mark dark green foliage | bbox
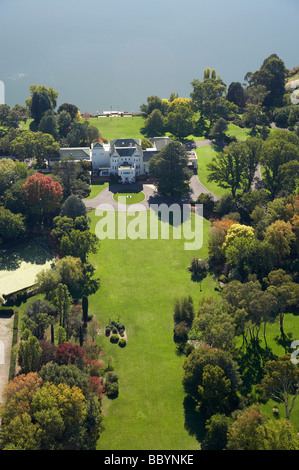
[110,334,119,344]
[60,195,87,218]
[149,141,192,197]
[82,295,88,322]
[173,296,194,328]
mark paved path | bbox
[0,316,14,404]
[84,174,220,211]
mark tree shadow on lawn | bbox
[147,193,193,228]
[108,183,144,195]
[183,395,207,444]
[0,241,53,271]
[274,331,294,354]
[235,342,278,396]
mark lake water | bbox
[0,0,298,113]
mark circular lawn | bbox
[112,190,145,204]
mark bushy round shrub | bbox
[105,326,111,336]
[110,334,119,344]
[118,338,127,348]
[106,381,119,398]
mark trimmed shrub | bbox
[106,381,119,398]
[119,338,127,348]
[110,334,119,344]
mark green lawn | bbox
[88,209,215,450]
[227,123,251,141]
[256,313,299,430]
[85,182,109,199]
[195,145,228,198]
[88,116,146,141]
[112,190,145,205]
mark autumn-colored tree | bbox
[31,382,88,449]
[89,376,106,398]
[22,173,63,222]
[227,404,299,450]
[264,219,296,266]
[54,342,86,367]
[1,372,43,422]
[208,217,235,266]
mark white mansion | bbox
[57,137,197,184]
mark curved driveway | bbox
[84,175,220,212]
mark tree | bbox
[190,72,237,131]
[197,364,233,416]
[1,372,42,423]
[182,345,241,402]
[0,412,42,450]
[82,295,89,323]
[10,131,60,167]
[60,194,87,218]
[0,208,26,240]
[209,117,228,142]
[202,413,232,450]
[144,109,165,136]
[258,355,299,420]
[55,283,72,333]
[39,363,89,393]
[223,223,255,273]
[57,102,79,120]
[241,137,262,192]
[207,142,245,197]
[193,298,237,350]
[18,330,43,374]
[56,326,67,346]
[242,104,269,134]
[35,268,61,300]
[26,85,58,126]
[278,160,299,194]
[38,109,58,139]
[0,158,29,196]
[51,215,89,241]
[260,130,299,197]
[246,54,287,107]
[31,381,88,449]
[57,110,72,137]
[166,99,195,139]
[54,343,86,368]
[226,405,265,450]
[208,217,235,266]
[226,82,246,108]
[173,296,194,327]
[22,173,63,223]
[59,229,99,262]
[148,141,192,196]
[140,95,165,117]
[264,220,296,266]
[0,104,28,129]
